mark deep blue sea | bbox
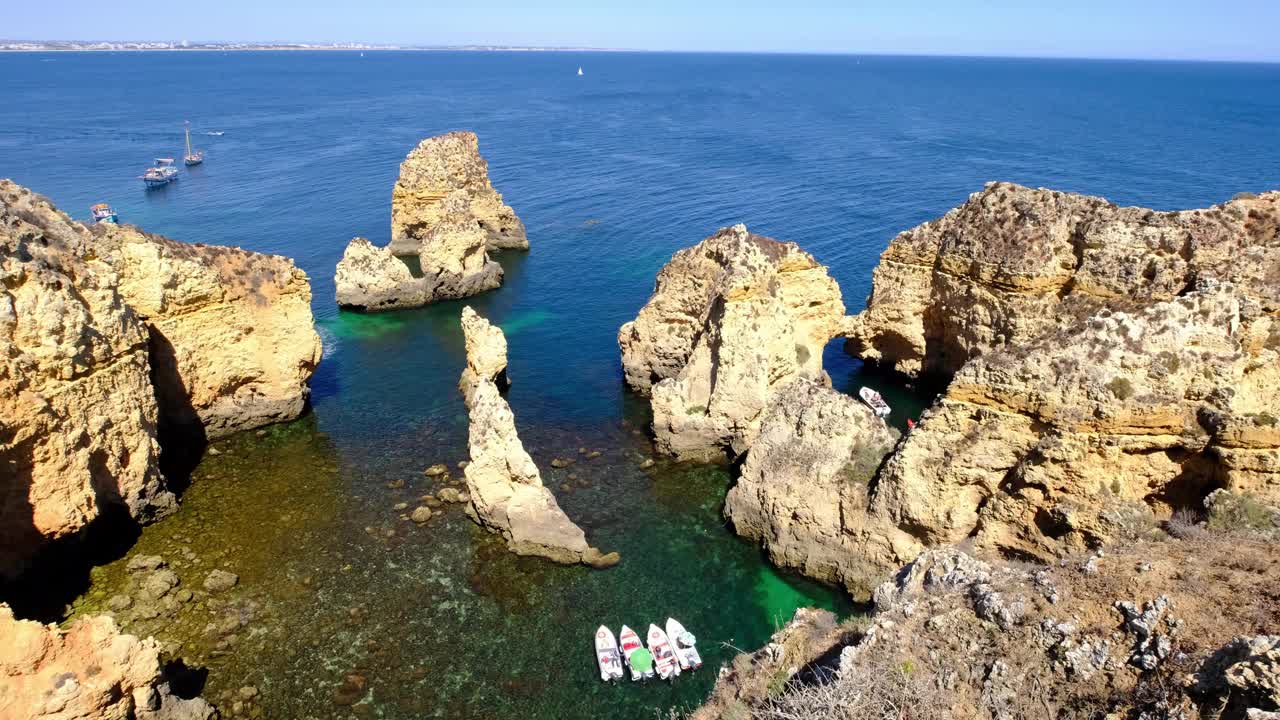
[1,51,1278,719]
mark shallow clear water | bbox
[2,51,1278,718]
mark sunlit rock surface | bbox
[459,307,613,566]
[0,181,172,579]
[389,131,527,254]
[0,603,214,719]
[618,224,846,461]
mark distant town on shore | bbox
[0,39,623,52]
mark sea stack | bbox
[0,179,322,578]
[335,132,523,310]
[390,131,527,254]
[618,224,846,461]
[458,307,616,568]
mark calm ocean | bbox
[2,51,1278,718]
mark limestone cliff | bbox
[389,131,527,255]
[0,182,172,579]
[724,379,900,589]
[459,307,615,567]
[618,225,846,461]
[845,183,1280,378]
[0,604,214,719]
[98,224,322,438]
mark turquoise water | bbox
[2,51,1278,718]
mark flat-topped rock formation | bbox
[459,307,616,567]
[618,224,846,461]
[390,131,527,254]
[0,182,173,579]
[98,223,322,438]
[845,182,1280,377]
[0,179,321,578]
[336,132,522,310]
[0,603,215,719]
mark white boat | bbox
[647,623,681,680]
[183,121,204,166]
[594,626,624,682]
[665,618,702,671]
[859,386,891,418]
[141,158,178,188]
[577,66,583,76]
[205,131,224,136]
[618,625,653,681]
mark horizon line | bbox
[1,40,1276,65]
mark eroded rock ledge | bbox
[618,224,846,461]
[845,182,1280,378]
[336,132,524,311]
[0,603,215,719]
[0,180,321,578]
[459,307,616,567]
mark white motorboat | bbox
[665,618,702,671]
[594,626,624,682]
[647,624,681,680]
[859,386,891,418]
[618,625,654,681]
[577,66,584,76]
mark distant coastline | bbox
[0,40,628,52]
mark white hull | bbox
[665,618,702,671]
[859,386,891,418]
[619,625,653,681]
[594,626,624,682]
[647,624,681,680]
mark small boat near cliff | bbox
[90,203,118,224]
[647,624,681,680]
[665,618,702,671]
[594,626,625,682]
[141,158,178,187]
[859,386,891,418]
[619,625,654,681]
[183,121,204,166]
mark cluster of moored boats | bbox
[139,121,217,188]
[594,619,702,682]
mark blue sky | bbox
[7,0,1279,62]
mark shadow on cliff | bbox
[149,331,207,493]
[0,442,143,622]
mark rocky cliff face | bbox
[389,131,527,255]
[459,307,615,567]
[724,379,900,589]
[99,224,322,438]
[0,179,321,579]
[845,183,1280,378]
[0,604,215,719]
[618,225,846,461]
[0,182,173,579]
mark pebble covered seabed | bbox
[4,50,1274,720]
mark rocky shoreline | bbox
[3,156,1278,719]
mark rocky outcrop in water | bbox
[0,182,173,579]
[845,183,1280,377]
[724,379,899,588]
[335,131,521,310]
[0,179,321,578]
[99,224,322,438]
[335,192,503,311]
[0,603,215,719]
[389,131,527,255]
[459,307,615,567]
[618,225,846,461]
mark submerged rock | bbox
[389,131,527,255]
[203,569,239,593]
[458,307,612,566]
[0,604,215,719]
[619,224,846,461]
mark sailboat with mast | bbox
[183,121,204,166]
